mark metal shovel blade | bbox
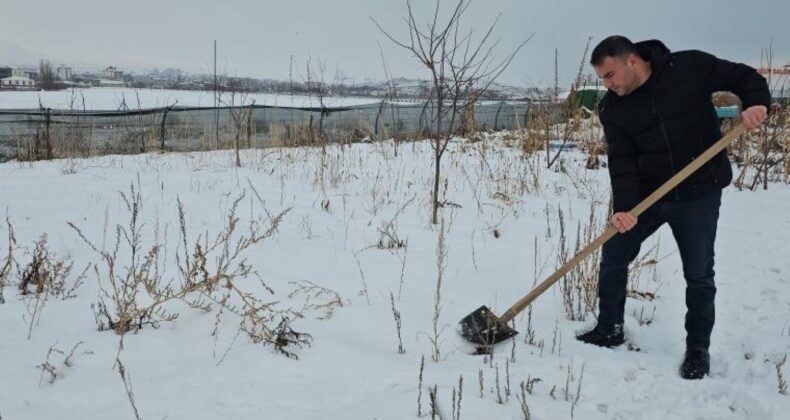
[458,305,518,346]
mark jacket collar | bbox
[635,39,671,71]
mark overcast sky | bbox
[1,0,788,87]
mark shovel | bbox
[459,123,748,347]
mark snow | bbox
[0,135,789,419]
[0,87,381,111]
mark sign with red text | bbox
[757,67,790,76]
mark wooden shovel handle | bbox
[498,123,747,324]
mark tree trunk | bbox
[432,150,441,225]
[431,87,444,225]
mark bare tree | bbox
[444,12,533,137]
[38,60,60,91]
[374,0,529,224]
[221,78,254,167]
[304,57,330,144]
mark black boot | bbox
[576,324,624,348]
[680,349,710,380]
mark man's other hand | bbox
[611,212,637,233]
[742,105,768,130]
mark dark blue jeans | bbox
[598,190,721,350]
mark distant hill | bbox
[363,77,538,100]
[0,39,38,67]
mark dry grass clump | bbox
[18,234,82,299]
[69,181,311,358]
[557,203,603,322]
[36,341,93,385]
[288,280,344,321]
[15,234,89,338]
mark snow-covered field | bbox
[0,88,381,111]
[1,135,789,419]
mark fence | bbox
[0,100,532,162]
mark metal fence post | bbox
[44,108,53,159]
[375,100,385,140]
[160,107,169,151]
[419,100,430,136]
[523,104,529,128]
[494,101,504,131]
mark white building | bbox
[1,75,36,89]
[103,66,124,80]
[57,64,73,81]
[12,68,37,80]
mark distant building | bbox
[98,79,125,87]
[57,64,73,81]
[0,66,11,79]
[72,75,101,87]
[13,68,38,80]
[104,66,124,80]
[1,75,36,89]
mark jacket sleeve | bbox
[603,121,641,213]
[690,50,772,109]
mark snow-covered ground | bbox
[0,87,381,111]
[0,135,789,419]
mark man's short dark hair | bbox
[590,36,639,66]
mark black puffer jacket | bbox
[599,40,771,212]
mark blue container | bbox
[715,106,739,119]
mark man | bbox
[576,36,770,380]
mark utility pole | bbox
[289,54,295,126]
[214,40,219,145]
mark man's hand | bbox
[742,105,768,130]
[611,212,637,233]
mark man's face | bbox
[594,54,639,96]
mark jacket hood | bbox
[635,40,671,62]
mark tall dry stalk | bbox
[430,217,448,362]
[0,215,19,304]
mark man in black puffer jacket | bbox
[575,36,770,380]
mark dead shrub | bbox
[19,234,83,299]
[69,181,311,358]
[18,234,88,338]
[36,341,93,386]
[288,280,344,320]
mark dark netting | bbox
[0,101,531,161]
